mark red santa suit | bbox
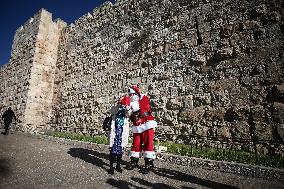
[128,86,157,160]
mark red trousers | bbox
[130,128,155,159]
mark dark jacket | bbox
[2,109,16,123]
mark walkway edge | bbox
[18,132,284,180]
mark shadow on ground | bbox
[151,168,239,189]
[0,159,10,177]
[68,148,239,189]
[106,177,195,189]
[68,148,109,170]
[67,147,129,171]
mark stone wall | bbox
[0,11,41,130]
[0,9,66,132]
[1,0,284,155]
[24,9,66,132]
[51,0,284,154]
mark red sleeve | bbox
[139,95,151,113]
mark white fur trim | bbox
[143,151,156,159]
[129,151,141,158]
[132,120,157,133]
[130,94,139,102]
[140,94,145,100]
[128,88,136,94]
[130,101,140,112]
[121,119,130,147]
[108,117,130,148]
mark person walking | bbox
[2,107,16,135]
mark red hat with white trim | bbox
[128,85,141,96]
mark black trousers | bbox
[4,121,11,134]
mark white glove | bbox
[130,101,140,112]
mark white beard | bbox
[130,94,139,102]
[130,95,140,112]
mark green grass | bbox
[156,141,284,169]
[45,131,108,144]
[45,131,284,169]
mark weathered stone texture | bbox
[1,1,284,155]
[0,9,66,132]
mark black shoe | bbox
[141,160,154,174]
[108,152,116,175]
[141,167,150,174]
[126,163,137,170]
[116,165,123,173]
[116,154,123,173]
[108,168,114,175]
[126,158,139,170]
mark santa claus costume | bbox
[107,95,131,175]
[127,85,157,174]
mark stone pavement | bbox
[0,132,283,189]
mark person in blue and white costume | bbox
[108,95,131,175]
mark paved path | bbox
[0,131,283,189]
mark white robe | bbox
[108,105,130,148]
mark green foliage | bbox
[157,141,284,169]
[45,131,108,145]
[93,135,108,144]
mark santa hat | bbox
[128,85,141,97]
[120,95,130,106]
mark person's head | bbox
[8,107,12,110]
[128,85,141,102]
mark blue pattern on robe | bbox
[111,106,126,155]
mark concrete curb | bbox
[18,132,284,181]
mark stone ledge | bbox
[160,153,284,181]
[18,132,284,181]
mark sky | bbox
[0,0,116,66]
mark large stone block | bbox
[254,122,273,141]
[166,97,183,110]
[272,102,284,123]
[179,107,205,123]
[277,124,284,141]
[268,85,284,103]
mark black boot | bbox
[141,159,154,174]
[4,129,8,135]
[126,157,139,170]
[4,124,9,135]
[108,153,115,175]
[116,154,123,173]
[4,128,8,135]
